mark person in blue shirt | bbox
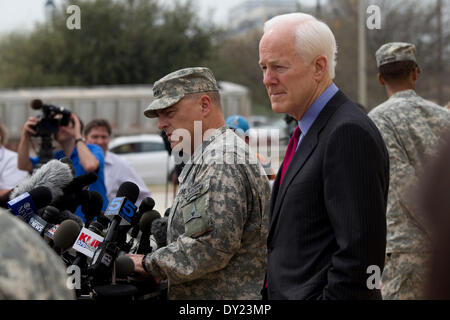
[17,112,108,221]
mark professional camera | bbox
[29,99,72,165]
[30,99,71,137]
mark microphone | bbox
[89,182,139,278]
[28,214,49,236]
[53,219,82,253]
[41,206,61,224]
[123,197,157,253]
[80,190,104,227]
[52,181,94,212]
[97,211,111,229]
[105,181,140,229]
[88,221,106,237]
[10,159,73,202]
[68,220,107,294]
[138,197,156,214]
[58,210,84,229]
[91,254,139,301]
[7,186,52,222]
[62,172,98,194]
[151,217,168,249]
[72,221,105,262]
[59,157,76,177]
[40,205,84,229]
[115,255,135,278]
[137,210,162,254]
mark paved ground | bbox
[147,183,177,215]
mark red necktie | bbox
[280,126,301,186]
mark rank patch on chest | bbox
[184,183,203,202]
[184,203,202,223]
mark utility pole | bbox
[436,0,443,105]
[316,0,322,18]
[358,0,367,107]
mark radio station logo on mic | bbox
[72,228,104,258]
[104,197,137,224]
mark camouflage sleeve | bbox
[370,113,430,235]
[0,209,75,299]
[144,163,249,284]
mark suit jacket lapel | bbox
[268,91,346,243]
[269,165,282,223]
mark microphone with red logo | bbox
[69,220,106,293]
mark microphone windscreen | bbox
[116,182,139,204]
[30,99,43,110]
[81,190,103,221]
[115,255,135,278]
[10,160,73,201]
[88,221,105,235]
[28,186,53,209]
[58,210,84,229]
[138,197,155,213]
[139,210,161,233]
[53,220,81,250]
[41,205,60,223]
[59,157,76,177]
[151,217,168,248]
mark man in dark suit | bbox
[259,13,389,300]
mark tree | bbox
[325,0,450,109]
[0,0,217,88]
[208,29,273,115]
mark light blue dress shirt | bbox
[296,82,339,150]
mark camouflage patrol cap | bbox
[376,42,418,68]
[144,67,219,118]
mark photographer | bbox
[17,112,109,218]
[0,121,28,207]
[84,118,151,206]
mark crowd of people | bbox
[0,11,449,300]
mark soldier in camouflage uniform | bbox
[128,67,271,299]
[0,208,75,299]
[369,42,450,300]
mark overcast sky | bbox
[0,0,319,34]
[0,0,262,33]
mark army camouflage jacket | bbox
[0,208,75,299]
[144,126,271,299]
[369,90,450,253]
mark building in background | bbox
[44,0,56,22]
[0,82,250,146]
[228,0,303,37]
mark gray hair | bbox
[264,13,337,79]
